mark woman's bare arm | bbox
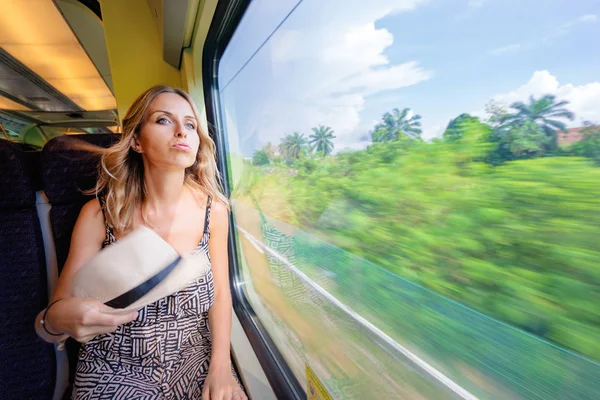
[34,198,137,342]
[51,198,106,299]
[207,201,233,370]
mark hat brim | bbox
[71,226,211,315]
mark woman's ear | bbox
[130,135,142,153]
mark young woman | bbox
[34,85,246,400]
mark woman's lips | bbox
[173,142,191,151]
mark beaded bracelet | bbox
[40,299,64,336]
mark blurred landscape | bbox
[230,96,600,399]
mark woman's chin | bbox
[148,160,196,171]
[171,154,197,169]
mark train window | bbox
[219,0,302,87]
[217,0,600,398]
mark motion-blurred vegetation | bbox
[244,94,600,363]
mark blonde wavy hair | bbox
[91,85,228,234]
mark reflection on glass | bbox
[219,1,600,398]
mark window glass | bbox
[219,1,600,398]
[219,0,301,88]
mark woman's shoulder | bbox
[80,197,103,221]
[206,196,229,233]
[209,196,228,215]
[189,188,228,221]
[70,197,107,249]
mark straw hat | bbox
[71,226,211,315]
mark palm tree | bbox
[372,107,422,142]
[279,132,307,160]
[309,125,336,155]
[501,94,574,150]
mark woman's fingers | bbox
[43,297,136,341]
[69,300,137,339]
[72,326,119,342]
[202,386,210,400]
[233,386,247,400]
[202,384,245,400]
[83,325,119,335]
[210,388,227,400]
[89,309,138,327]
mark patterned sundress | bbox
[72,197,239,399]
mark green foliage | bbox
[443,113,480,142]
[504,120,551,159]
[279,132,308,162]
[309,125,336,155]
[250,98,599,365]
[569,126,600,165]
[499,94,575,150]
[486,95,576,164]
[252,119,600,362]
[252,149,270,166]
[371,107,422,142]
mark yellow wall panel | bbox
[99,0,182,118]
[184,0,218,133]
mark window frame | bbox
[202,1,306,399]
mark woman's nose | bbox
[175,122,187,138]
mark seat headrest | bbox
[41,134,120,204]
[0,140,36,208]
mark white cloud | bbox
[468,0,485,8]
[227,0,433,153]
[421,71,600,142]
[544,14,598,43]
[455,0,486,20]
[489,43,522,56]
[578,14,597,23]
[490,14,596,56]
[491,71,600,125]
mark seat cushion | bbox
[0,140,55,399]
[0,140,36,208]
[40,134,120,394]
[0,209,55,399]
[42,134,119,205]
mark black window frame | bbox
[202,1,306,399]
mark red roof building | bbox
[558,126,599,146]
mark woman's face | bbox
[134,92,200,170]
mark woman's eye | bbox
[157,117,170,124]
[185,123,196,130]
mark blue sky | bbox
[220,0,600,156]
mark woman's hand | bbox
[202,364,247,400]
[45,297,138,342]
